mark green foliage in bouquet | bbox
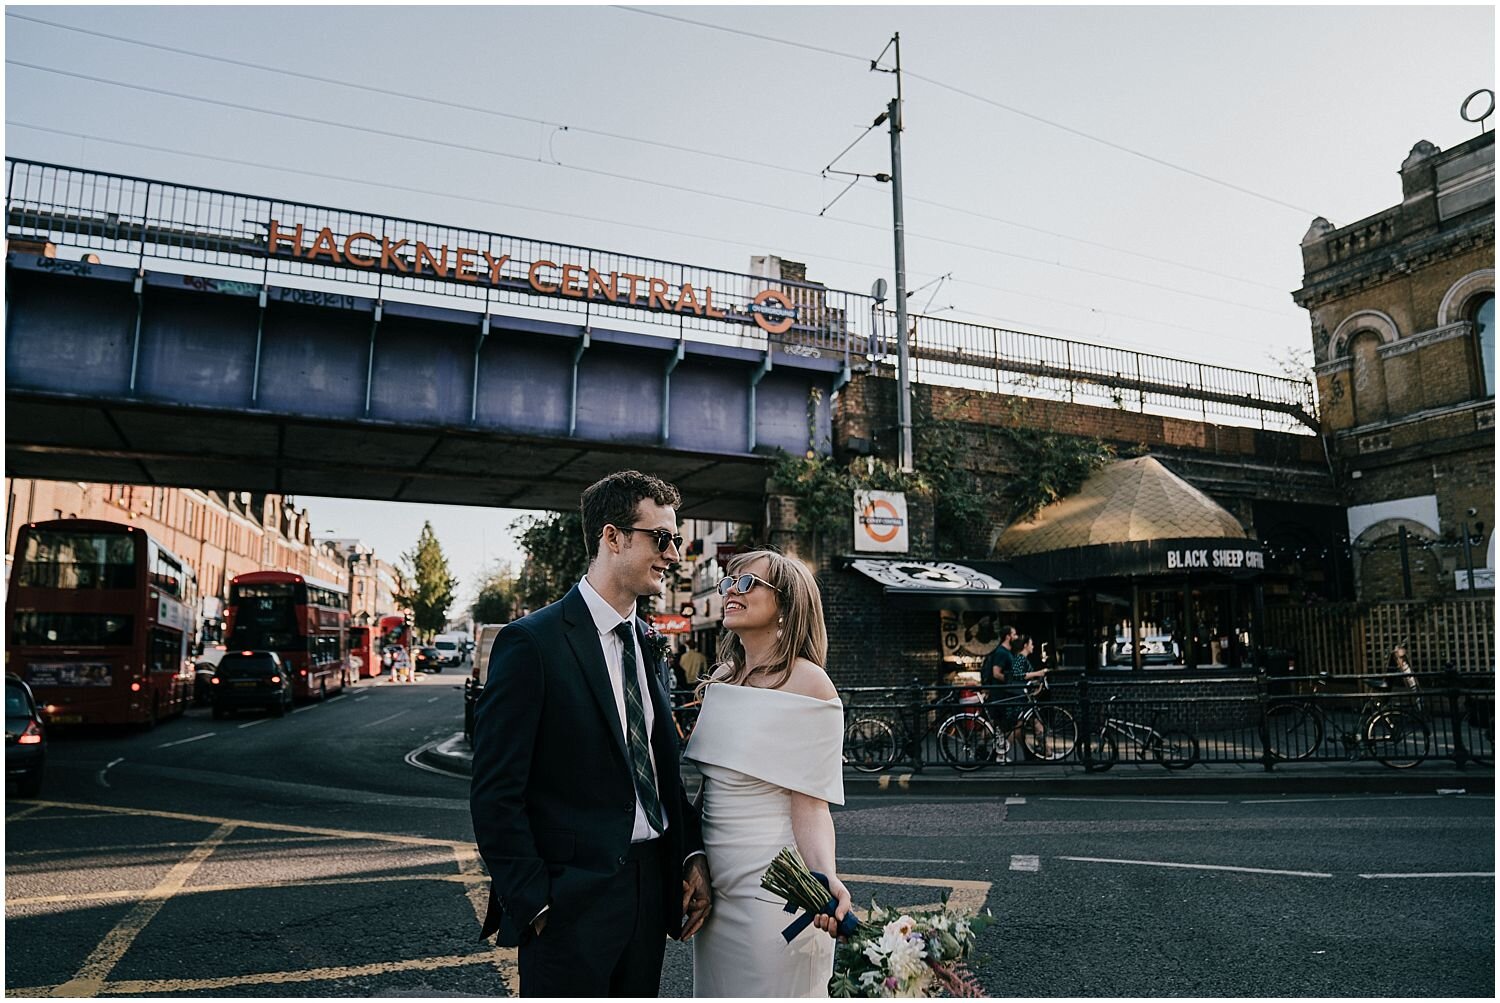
[827,893,993,999]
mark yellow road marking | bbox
[50,823,237,997]
[454,844,520,994]
[7,871,486,909]
[842,873,992,916]
[17,799,468,848]
[6,804,47,821]
[7,834,343,858]
[8,952,501,997]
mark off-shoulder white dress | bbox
[682,683,845,998]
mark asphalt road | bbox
[6,664,1494,997]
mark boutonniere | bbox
[643,627,670,664]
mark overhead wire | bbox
[608,4,1328,220]
[5,10,1286,294]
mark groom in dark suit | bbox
[470,469,713,997]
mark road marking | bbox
[7,834,343,858]
[237,718,270,729]
[292,704,318,714]
[95,758,124,790]
[1241,795,1490,805]
[16,800,471,849]
[427,696,439,703]
[7,870,486,908]
[1358,872,1494,880]
[1004,797,1025,805]
[8,952,504,997]
[1058,856,1332,878]
[404,737,469,779]
[1010,855,1041,872]
[453,844,520,991]
[363,710,409,729]
[325,694,346,703]
[842,873,992,916]
[841,857,968,864]
[50,822,237,996]
[155,733,215,749]
[6,804,47,821]
[1042,796,1229,805]
[354,696,370,703]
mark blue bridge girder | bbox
[4,255,843,522]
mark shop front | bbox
[994,456,1273,673]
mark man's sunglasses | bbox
[717,573,781,596]
[615,525,683,553]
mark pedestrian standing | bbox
[680,639,708,687]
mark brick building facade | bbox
[1293,130,1495,602]
[3,479,403,644]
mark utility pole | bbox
[883,33,914,472]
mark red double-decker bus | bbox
[224,571,348,701]
[6,519,197,727]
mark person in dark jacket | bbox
[469,470,711,997]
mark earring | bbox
[776,614,784,640]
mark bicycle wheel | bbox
[1147,729,1199,770]
[936,712,998,772]
[1021,705,1078,762]
[844,717,900,773]
[675,705,700,743]
[1365,709,1429,769]
[1263,703,1322,761]
[1081,729,1119,772]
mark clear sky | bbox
[5,4,1494,602]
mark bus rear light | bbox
[130,682,141,692]
[18,720,43,745]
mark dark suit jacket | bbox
[469,584,702,946]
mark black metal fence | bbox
[829,670,1495,773]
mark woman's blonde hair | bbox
[697,549,826,696]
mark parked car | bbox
[414,646,444,673]
[465,624,505,743]
[6,675,47,797]
[211,651,293,719]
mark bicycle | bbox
[1457,692,1493,765]
[843,687,971,773]
[1082,695,1198,772]
[934,676,1079,771]
[672,693,702,744]
[1263,672,1431,769]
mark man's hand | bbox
[680,855,713,940]
[812,874,853,939]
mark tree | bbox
[512,510,588,613]
[396,521,459,640]
[471,559,520,624]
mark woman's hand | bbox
[811,874,853,939]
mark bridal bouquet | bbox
[761,847,992,998]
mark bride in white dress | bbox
[683,550,851,998]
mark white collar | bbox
[579,575,635,638]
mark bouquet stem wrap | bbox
[780,870,861,942]
[761,847,860,943]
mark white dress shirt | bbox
[578,575,666,843]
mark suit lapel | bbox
[562,587,629,769]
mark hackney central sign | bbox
[265,219,801,336]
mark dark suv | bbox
[211,652,293,719]
[6,675,46,797]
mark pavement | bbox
[420,731,1494,797]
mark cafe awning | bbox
[843,558,1054,612]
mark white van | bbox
[432,632,466,667]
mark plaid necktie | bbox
[613,622,664,834]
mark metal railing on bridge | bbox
[5,158,1317,433]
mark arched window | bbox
[1348,330,1388,426]
[1473,293,1495,398]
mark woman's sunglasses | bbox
[717,573,781,596]
[615,526,683,553]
